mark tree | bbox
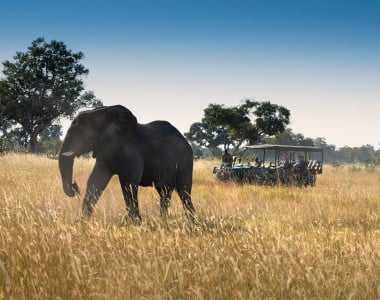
[313,137,336,162]
[374,146,380,165]
[254,101,291,137]
[185,99,290,153]
[0,91,11,137]
[202,100,260,150]
[38,124,62,154]
[268,128,314,146]
[186,122,233,149]
[0,37,102,153]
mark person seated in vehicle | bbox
[278,156,292,184]
[279,156,291,169]
[221,149,233,167]
[294,155,309,185]
[295,155,307,170]
[254,156,261,167]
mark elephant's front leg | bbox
[119,179,141,223]
[82,161,112,218]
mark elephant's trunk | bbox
[58,150,80,197]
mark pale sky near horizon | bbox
[1,0,379,149]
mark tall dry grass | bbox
[0,154,380,299]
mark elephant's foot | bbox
[126,210,142,225]
[81,202,94,219]
[186,210,196,225]
[182,201,196,224]
[160,206,171,219]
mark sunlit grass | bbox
[0,154,380,298]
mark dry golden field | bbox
[0,154,380,299]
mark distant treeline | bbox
[269,129,380,164]
[1,126,379,165]
[193,128,380,165]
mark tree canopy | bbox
[267,128,314,147]
[0,37,102,153]
[185,100,290,153]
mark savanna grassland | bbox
[0,154,380,299]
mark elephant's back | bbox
[142,121,184,137]
[137,121,193,160]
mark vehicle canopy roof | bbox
[245,144,323,152]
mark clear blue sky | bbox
[1,0,379,148]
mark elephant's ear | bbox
[105,105,137,136]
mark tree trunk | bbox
[29,133,39,153]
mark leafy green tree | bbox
[202,101,259,150]
[185,122,233,149]
[185,99,290,153]
[0,37,102,153]
[254,101,291,137]
[38,124,62,154]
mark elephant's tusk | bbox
[61,151,75,157]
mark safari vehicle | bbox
[212,144,323,186]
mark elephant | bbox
[58,105,195,223]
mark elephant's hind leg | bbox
[176,180,195,223]
[156,186,173,218]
